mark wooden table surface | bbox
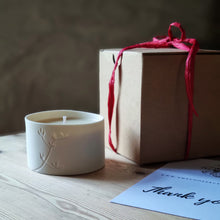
[0,133,188,220]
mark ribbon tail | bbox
[185,104,193,160]
[107,49,124,153]
[184,40,199,159]
[108,78,117,152]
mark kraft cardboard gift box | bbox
[99,48,220,164]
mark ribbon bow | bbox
[108,22,199,159]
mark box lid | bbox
[101,48,220,55]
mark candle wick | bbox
[63,116,67,124]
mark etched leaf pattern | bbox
[34,128,69,172]
[40,153,46,161]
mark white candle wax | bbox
[25,110,104,175]
[36,116,98,125]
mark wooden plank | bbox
[0,133,188,220]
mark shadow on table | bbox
[64,158,163,183]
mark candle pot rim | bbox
[25,109,104,126]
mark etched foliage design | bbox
[34,128,69,172]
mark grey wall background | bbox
[0,0,219,134]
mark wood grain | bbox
[0,133,189,220]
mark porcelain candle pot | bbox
[25,110,105,175]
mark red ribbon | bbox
[108,22,199,159]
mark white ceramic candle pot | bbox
[25,110,105,175]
